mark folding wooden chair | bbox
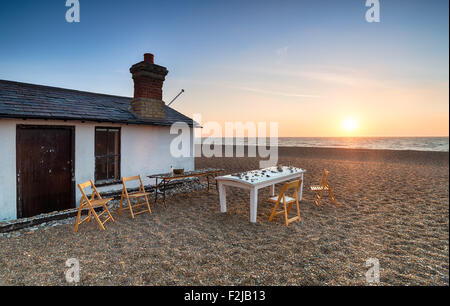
[74,180,115,232]
[268,179,302,226]
[118,175,152,219]
[310,170,338,207]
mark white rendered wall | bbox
[74,124,95,205]
[98,124,195,193]
[0,120,17,221]
[0,118,194,221]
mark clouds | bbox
[233,86,322,99]
[275,46,289,57]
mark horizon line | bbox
[199,136,450,138]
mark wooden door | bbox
[16,125,75,218]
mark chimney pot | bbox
[144,53,154,64]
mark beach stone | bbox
[0,178,207,235]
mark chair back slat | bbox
[122,175,141,182]
[78,181,92,190]
[285,179,302,192]
[122,175,145,193]
[319,170,330,186]
[89,179,102,199]
[78,181,92,202]
[78,179,102,201]
[276,179,302,203]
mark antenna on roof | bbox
[167,89,185,107]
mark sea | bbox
[201,137,449,152]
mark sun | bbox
[342,118,358,132]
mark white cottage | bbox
[0,53,195,221]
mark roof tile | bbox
[0,80,194,127]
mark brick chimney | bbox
[130,53,168,119]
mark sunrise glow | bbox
[342,118,359,133]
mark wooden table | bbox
[148,168,224,205]
[215,166,306,223]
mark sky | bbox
[0,0,448,137]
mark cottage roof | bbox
[0,80,194,127]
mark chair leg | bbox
[269,201,280,222]
[126,197,135,219]
[87,207,92,222]
[315,189,325,206]
[118,191,124,215]
[103,204,115,222]
[295,199,301,221]
[136,197,141,210]
[144,194,152,213]
[74,204,83,232]
[283,201,289,226]
[286,201,294,214]
[328,187,338,207]
[91,208,106,230]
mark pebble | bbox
[1,179,207,236]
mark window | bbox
[95,127,121,182]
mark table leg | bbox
[250,188,258,223]
[218,181,227,213]
[154,178,159,203]
[270,184,275,197]
[163,179,166,206]
[299,173,304,201]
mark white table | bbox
[215,166,306,223]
